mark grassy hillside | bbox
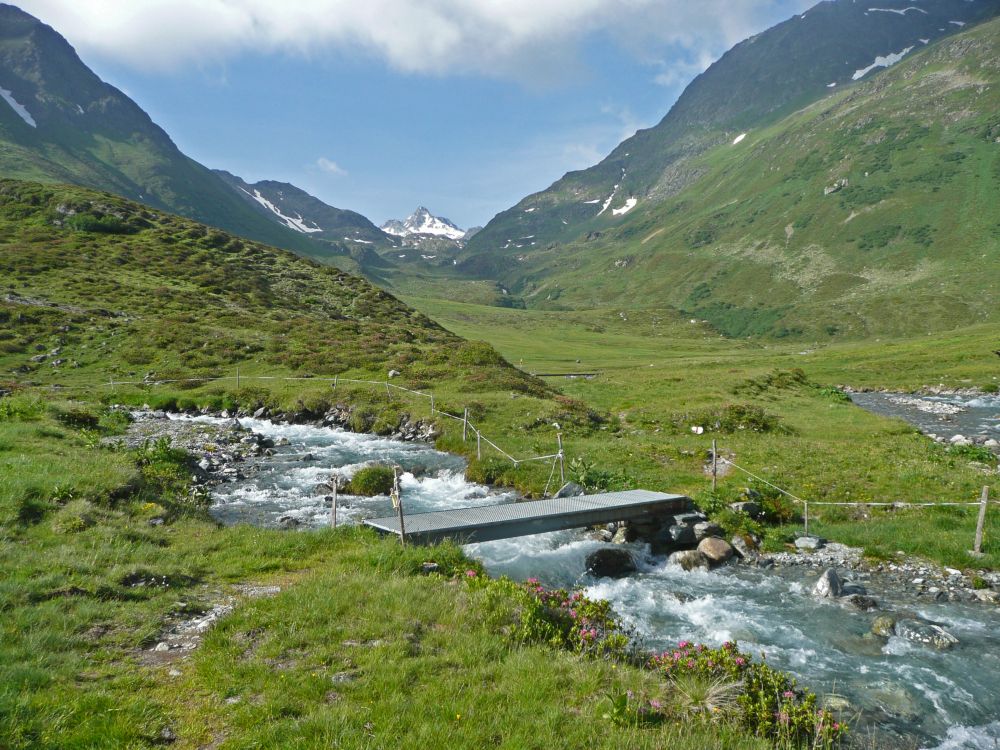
[464,0,1000,257]
[449,18,1000,340]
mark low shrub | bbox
[650,640,846,747]
[346,465,395,496]
[947,443,997,465]
[467,574,633,661]
[568,456,630,492]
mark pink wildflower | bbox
[783,690,794,699]
[734,657,746,667]
[678,640,690,649]
[776,712,789,725]
[526,577,539,585]
[465,569,477,578]
[650,699,662,710]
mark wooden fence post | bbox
[974,485,989,555]
[711,439,718,493]
[477,430,481,460]
[330,485,338,529]
[236,367,240,390]
[463,408,469,442]
[557,433,565,484]
[392,467,405,547]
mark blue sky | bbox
[20,0,813,229]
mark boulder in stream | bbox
[668,550,710,572]
[697,537,734,565]
[586,548,637,578]
[813,568,844,598]
[894,618,959,650]
[693,521,723,541]
[871,615,897,638]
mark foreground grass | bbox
[0,407,770,749]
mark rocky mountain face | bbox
[214,171,391,249]
[0,4,337,259]
[381,207,466,241]
[463,0,1000,261]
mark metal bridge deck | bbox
[363,489,689,544]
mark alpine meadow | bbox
[2,2,1000,749]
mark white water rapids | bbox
[192,416,1000,749]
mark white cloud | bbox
[18,0,815,84]
[316,157,348,176]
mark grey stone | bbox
[693,521,723,541]
[668,524,696,546]
[697,537,734,565]
[843,594,878,611]
[554,482,585,498]
[730,535,759,559]
[813,568,844,598]
[795,536,826,551]
[974,589,1000,604]
[586,548,637,578]
[667,549,710,572]
[895,618,959,650]
[421,562,440,574]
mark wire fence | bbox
[93,369,569,498]
[711,451,997,553]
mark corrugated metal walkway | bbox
[364,489,689,544]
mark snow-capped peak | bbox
[381,207,465,240]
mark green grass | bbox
[0,406,770,749]
[400,297,1000,569]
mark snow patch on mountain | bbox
[597,169,627,217]
[0,86,36,127]
[852,46,914,80]
[950,20,966,27]
[867,6,927,16]
[733,133,747,145]
[612,197,637,217]
[240,188,323,234]
[381,207,465,240]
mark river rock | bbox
[895,618,959,650]
[871,615,897,638]
[277,515,301,529]
[974,589,1000,604]
[611,525,635,544]
[668,523,696,546]
[843,593,878,611]
[729,501,764,520]
[730,534,760,559]
[586,548,637,578]
[693,521,723,541]
[554,482,585,498]
[697,537,734,565]
[795,536,826,551]
[813,568,844,598]
[822,693,852,712]
[668,550,710,572]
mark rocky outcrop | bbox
[872,616,959,650]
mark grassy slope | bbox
[441,20,1000,340]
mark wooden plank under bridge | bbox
[363,489,690,545]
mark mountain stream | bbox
[193,415,1000,750]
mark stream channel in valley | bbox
[189,411,1000,750]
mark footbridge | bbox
[363,489,690,545]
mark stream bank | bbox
[120,409,1000,749]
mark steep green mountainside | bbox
[463,0,1000,261]
[0,4,343,261]
[0,179,544,399]
[448,17,1000,339]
